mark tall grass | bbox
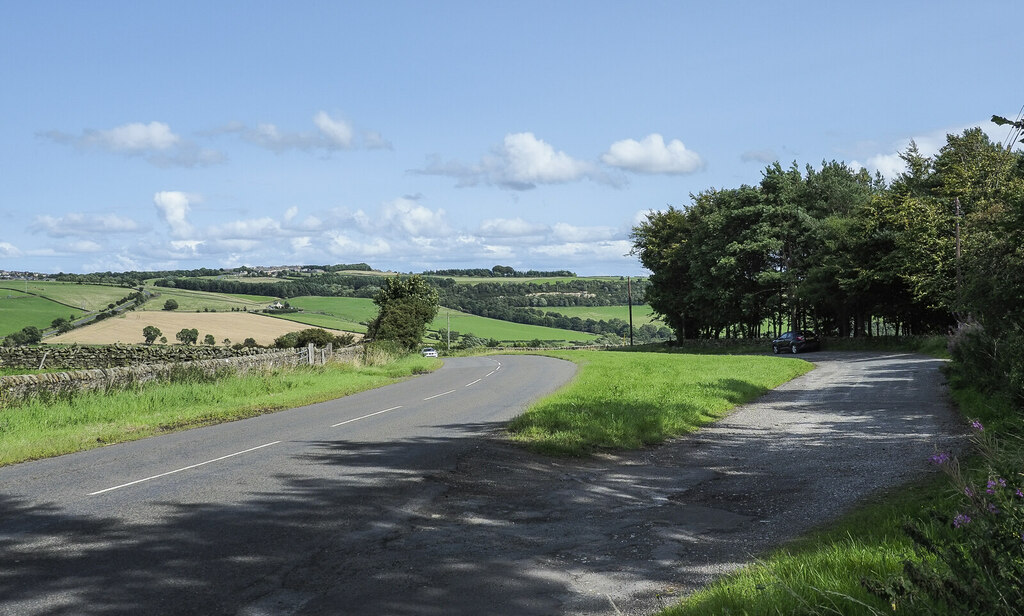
[508,351,812,456]
[0,354,438,466]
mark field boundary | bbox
[0,344,361,404]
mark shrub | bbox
[362,340,404,366]
[865,420,1024,613]
[273,328,355,349]
[163,299,179,311]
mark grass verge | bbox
[0,354,439,466]
[507,350,813,456]
[658,377,1013,615]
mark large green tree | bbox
[366,275,439,350]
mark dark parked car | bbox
[771,330,820,354]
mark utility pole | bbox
[627,276,634,346]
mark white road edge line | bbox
[486,371,496,377]
[88,441,282,496]
[423,390,456,401]
[465,379,482,387]
[331,405,403,428]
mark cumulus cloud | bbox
[40,121,225,168]
[601,134,703,175]
[414,132,598,190]
[31,213,141,237]
[153,191,195,238]
[378,198,449,237]
[0,241,22,257]
[478,217,549,237]
[66,240,103,253]
[551,222,617,243]
[216,111,388,153]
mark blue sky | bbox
[1,1,1020,275]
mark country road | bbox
[0,351,963,615]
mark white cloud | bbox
[601,134,703,175]
[415,132,597,190]
[531,239,633,260]
[31,213,141,237]
[551,222,616,243]
[478,217,548,237]
[313,111,354,148]
[326,232,391,257]
[67,240,103,253]
[378,198,449,237]
[92,121,179,151]
[153,191,195,238]
[208,217,281,239]
[284,206,299,222]
[40,121,224,168]
[740,149,778,164]
[0,241,22,257]
[218,111,385,153]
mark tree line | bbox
[632,127,1023,340]
[421,265,576,278]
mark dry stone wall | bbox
[0,344,279,371]
[0,344,362,405]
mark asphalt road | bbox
[0,351,963,616]
[0,355,577,616]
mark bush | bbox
[3,326,42,346]
[948,320,1024,404]
[273,328,355,349]
[163,299,179,311]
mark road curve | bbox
[0,354,576,616]
[0,351,964,616]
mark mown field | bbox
[0,289,85,337]
[142,286,278,312]
[44,311,343,346]
[0,281,133,311]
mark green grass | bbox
[439,275,628,285]
[0,355,440,466]
[0,281,133,312]
[0,290,86,337]
[508,350,812,455]
[141,286,279,312]
[429,309,599,343]
[284,296,378,332]
[542,304,658,324]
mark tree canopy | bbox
[366,275,440,350]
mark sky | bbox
[1,1,1021,276]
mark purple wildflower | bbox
[971,420,984,431]
[987,480,997,495]
[953,513,971,528]
[998,478,1007,488]
[929,452,951,465]
[988,503,1000,514]
[965,486,974,497]
[1016,489,1024,498]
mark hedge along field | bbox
[442,275,626,285]
[508,350,813,456]
[0,289,84,337]
[429,308,600,343]
[0,281,133,312]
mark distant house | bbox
[268,301,284,310]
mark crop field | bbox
[428,309,599,343]
[543,304,658,324]
[44,311,341,346]
[142,286,278,312]
[0,289,84,337]
[281,296,377,332]
[0,281,132,311]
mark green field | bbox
[543,304,657,324]
[0,281,132,312]
[0,289,85,337]
[429,309,599,343]
[440,275,627,285]
[142,286,279,312]
[281,296,378,333]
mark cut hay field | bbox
[0,289,85,337]
[428,309,599,343]
[142,287,278,312]
[44,311,346,346]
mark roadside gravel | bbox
[322,350,965,615]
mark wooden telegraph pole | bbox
[627,276,634,346]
